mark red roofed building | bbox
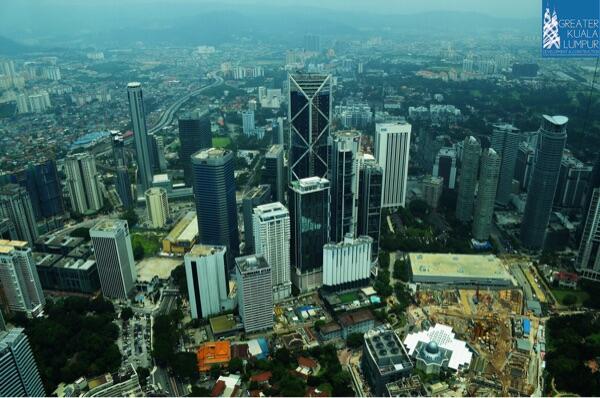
[554,271,578,289]
[211,380,226,397]
[249,371,272,384]
[295,356,320,378]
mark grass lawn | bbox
[338,291,359,304]
[551,288,589,305]
[212,136,231,148]
[131,233,161,256]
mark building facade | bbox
[455,136,481,222]
[375,121,411,208]
[127,82,153,191]
[323,235,372,289]
[242,185,271,254]
[264,145,285,204]
[490,123,521,206]
[422,175,444,210]
[472,148,501,241]
[178,114,213,186]
[235,254,273,333]
[64,153,104,215]
[0,328,45,397]
[0,184,38,245]
[357,155,383,263]
[433,147,457,190]
[145,187,169,228]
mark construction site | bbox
[410,286,538,396]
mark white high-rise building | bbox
[242,110,255,136]
[90,219,137,300]
[145,187,169,228]
[0,328,45,397]
[375,121,411,208]
[184,245,230,319]
[235,254,273,333]
[253,202,291,301]
[0,240,45,317]
[323,234,372,288]
[64,152,104,215]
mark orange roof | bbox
[197,341,231,372]
[297,356,318,369]
[249,371,272,383]
[211,380,226,397]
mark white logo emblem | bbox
[543,7,560,49]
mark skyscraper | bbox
[0,240,45,317]
[127,82,153,191]
[490,123,521,206]
[192,148,239,258]
[0,328,45,397]
[178,115,212,187]
[64,153,104,215]
[455,136,481,223]
[433,147,457,189]
[358,154,383,262]
[242,110,255,136]
[303,34,320,52]
[514,142,535,192]
[290,177,330,292]
[577,157,600,281]
[288,73,332,182]
[10,159,64,220]
[554,151,592,209]
[422,175,444,210]
[264,145,285,203]
[375,121,411,208]
[253,202,291,301]
[521,115,568,250]
[90,219,137,300]
[329,130,360,242]
[145,187,169,228]
[235,254,273,333]
[323,234,372,289]
[111,133,133,209]
[242,185,271,254]
[472,148,501,241]
[184,245,230,319]
[149,133,167,172]
[0,184,38,245]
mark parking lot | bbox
[118,312,153,369]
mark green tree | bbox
[228,357,244,374]
[172,352,199,381]
[120,307,134,322]
[210,364,221,379]
[562,294,577,306]
[120,208,139,227]
[191,386,211,396]
[70,227,90,241]
[133,243,145,261]
[346,333,364,349]
[137,367,150,387]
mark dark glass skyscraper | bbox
[491,123,521,206]
[192,148,239,259]
[264,144,285,203]
[127,82,153,191]
[111,133,133,209]
[0,184,38,245]
[241,184,271,254]
[288,73,332,183]
[10,159,64,220]
[520,115,568,250]
[358,155,383,263]
[179,114,212,186]
[455,136,481,223]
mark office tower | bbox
[357,154,383,262]
[0,240,45,317]
[329,131,360,242]
[145,187,169,228]
[455,136,481,223]
[178,115,212,186]
[242,110,255,136]
[554,152,592,209]
[149,133,167,172]
[521,115,568,250]
[192,148,239,258]
[577,158,600,280]
[0,308,4,331]
[472,148,501,241]
[422,175,444,210]
[433,147,458,190]
[303,34,320,52]
[514,142,535,192]
[10,159,64,220]
[290,177,330,292]
[242,185,271,254]
[0,328,45,397]
[0,218,16,240]
[276,116,285,147]
[235,254,273,333]
[127,82,153,191]
[491,123,521,205]
[111,133,133,209]
[264,145,285,203]
[323,234,372,289]
[0,184,38,245]
[375,122,411,208]
[0,60,16,77]
[288,73,332,182]
[184,245,229,319]
[253,202,291,301]
[90,219,137,300]
[64,153,104,215]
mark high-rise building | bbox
[242,185,271,253]
[242,110,255,136]
[577,157,600,281]
[554,151,592,209]
[455,136,481,222]
[253,202,291,301]
[0,328,46,397]
[0,218,17,240]
[235,254,273,333]
[0,240,45,317]
[275,117,285,147]
[90,219,137,300]
[192,148,239,259]
[0,307,4,331]
[472,148,501,241]
[178,115,212,187]
[149,133,167,172]
[64,153,104,215]
[288,74,332,182]
[357,154,383,262]
[491,123,521,206]
[433,147,457,189]
[184,245,229,319]
[127,82,153,191]
[329,130,360,242]
[323,234,372,289]
[422,175,444,210]
[264,145,285,203]
[111,133,133,209]
[375,121,411,208]
[10,159,64,220]
[514,142,535,192]
[521,115,568,250]
[303,34,320,52]
[0,184,38,245]
[145,187,169,228]
[290,177,330,292]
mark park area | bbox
[212,136,231,148]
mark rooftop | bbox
[197,341,231,372]
[266,144,283,157]
[0,240,28,254]
[188,244,226,258]
[90,219,127,233]
[404,324,472,370]
[236,254,270,273]
[192,147,231,161]
[364,325,413,375]
[164,211,197,243]
[254,202,289,220]
[409,252,511,281]
[291,177,330,192]
[210,314,238,334]
[338,309,375,328]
